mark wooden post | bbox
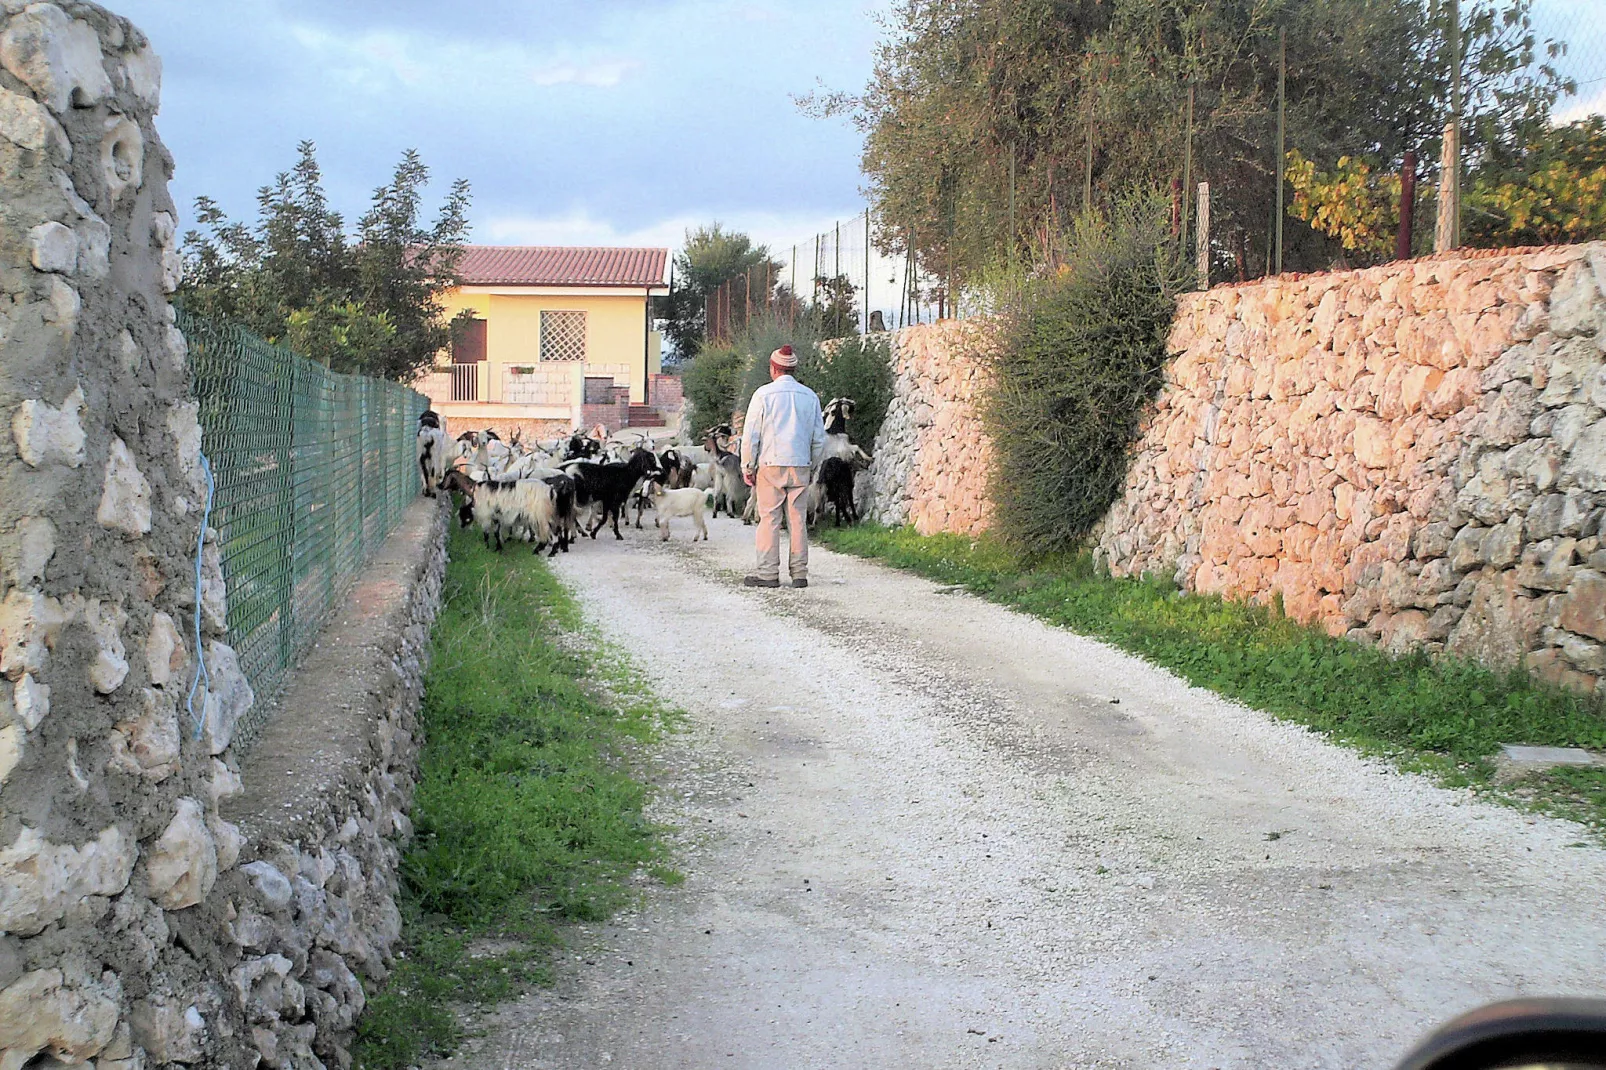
[1196,181,1211,289]
[1435,0,1462,252]
[1396,148,1417,260]
[1275,27,1286,274]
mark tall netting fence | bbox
[703,208,954,345]
[180,310,428,750]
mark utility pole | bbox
[864,210,871,334]
[1435,0,1462,252]
[1275,26,1286,275]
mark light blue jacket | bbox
[741,375,826,471]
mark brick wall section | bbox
[1094,244,1606,696]
[651,373,683,409]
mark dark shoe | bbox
[743,575,781,588]
[792,578,809,588]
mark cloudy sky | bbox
[115,0,1605,272]
[115,0,886,261]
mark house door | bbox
[451,317,486,401]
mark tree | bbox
[657,224,781,360]
[179,141,471,380]
[1464,117,1606,247]
[819,0,1570,288]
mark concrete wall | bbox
[0,7,450,1068]
[1095,244,1606,697]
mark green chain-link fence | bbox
[180,310,428,750]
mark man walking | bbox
[741,345,826,589]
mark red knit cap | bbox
[770,345,797,367]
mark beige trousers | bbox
[753,465,811,581]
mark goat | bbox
[439,469,478,528]
[471,477,561,554]
[823,397,855,436]
[705,434,747,519]
[821,396,872,468]
[648,480,708,541]
[814,456,863,526]
[542,473,577,554]
[566,448,660,540]
[417,415,450,497]
[659,448,696,489]
[563,432,602,462]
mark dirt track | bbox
[454,513,1606,1070]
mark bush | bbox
[683,312,896,450]
[984,196,1192,555]
[681,341,748,437]
[797,334,895,449]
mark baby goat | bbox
[649,480,709,541]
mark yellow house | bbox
[417,245,671,437]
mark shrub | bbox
[681,341,749,436]
[983,195,1191,555]
[797,334,895,449]
[684,312,895,451]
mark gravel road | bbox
[455,514,1606,1070]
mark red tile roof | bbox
[455,245,668,288]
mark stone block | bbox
[0,83,68,154]
[0,826,135,936]
[0,968,121,1066]
[11,384,85,468]
[1554,569,1606,642]
[0,5,113,114]
[145,798,218,911]
[96,437,153,537]
[28,220,75,273]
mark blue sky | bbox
[115,0,887,258]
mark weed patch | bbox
[818,525,1606,833]
[354,528,672,1068]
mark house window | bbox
[540,311,586,362]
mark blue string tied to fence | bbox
[187,453,215,741]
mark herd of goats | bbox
[413,398,873,557]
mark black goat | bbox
[568,448,660,540]
[817,456,860,526]
[563,432,602,462]
[659,448,696,489]
[542,473,577,554]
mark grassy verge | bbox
[816,524,1606,834]
[355,527,674,1069]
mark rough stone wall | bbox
[1094,244,1606,697]
[0,8,448,1068]
[862,320,997,536]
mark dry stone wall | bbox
[1095,245,1606,697]
[862,320,996,537]
[860,247,1606,699]
[0,6,446,1068]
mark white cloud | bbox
[530,59,638,88]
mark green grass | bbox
[817,524,1606,830]
[354,528,674,1069]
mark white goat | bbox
[649,482,709,541]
